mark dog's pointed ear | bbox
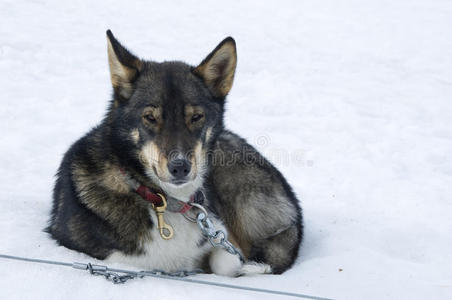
[193,37,237,98]
[106,30,141,99]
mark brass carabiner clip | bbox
[152,193,174,240]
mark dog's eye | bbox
[191,113,204,123]
[144,114,156,123]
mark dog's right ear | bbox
[106,30,142,99]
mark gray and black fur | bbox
[46,30,302,275]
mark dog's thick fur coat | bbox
[46,31,303,275]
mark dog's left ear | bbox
[106,30,142,99]
[194,37,237,98]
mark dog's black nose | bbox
[167,159,191,180]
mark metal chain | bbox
[195,211,245,262]
[72,261,200,284]
[86,263,136,284]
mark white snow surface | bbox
[1,1,451,299]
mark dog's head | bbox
[105,30,236,199]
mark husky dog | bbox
[46,30,302,276]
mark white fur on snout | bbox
[157,174,204,202]
[209,248,242,277]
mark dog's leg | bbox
[239,261,272,275]
[207,220,244,276]
[209,248,273,276]
[209,248,242,276]
[248,224,301,274]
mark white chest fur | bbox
[106,208,212,272]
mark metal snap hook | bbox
[152,194,174,240]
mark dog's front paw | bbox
[209,248,242,277]
[238,261,272,276]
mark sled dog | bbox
[47,30,303,276]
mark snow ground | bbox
[0,0,451,299]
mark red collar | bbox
[135,184,193,214]
[119,168,197,214]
